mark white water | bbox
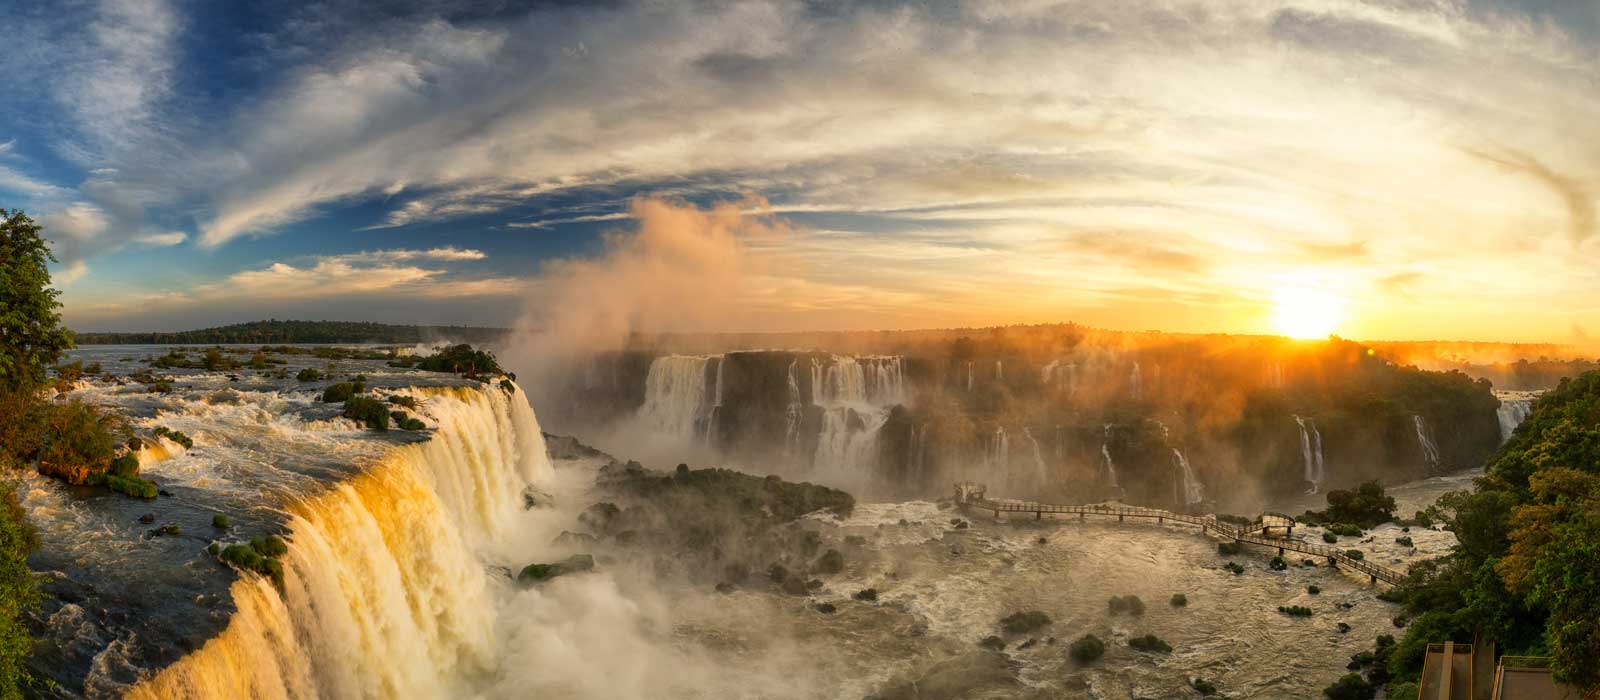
[809,356,905,476]
[637,355,713,439]
[1099,423,1121,493]
[1413,414,1441,471]
[1495,392,1536,442]
[1129,361,1142,400]
[1021,427,1049,488]
[783,359,803,459]
[1293,415,1326,494]
[1172,448,1204,508]
[129,385,552,700]
[994,360,1003,381]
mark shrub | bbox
[1270,556,1288,571]
[1170,593,1188,607]
[1327,522,1363,537]
[1224,562,1245,574]
[1279,605,1314,617]
[388,395,418,409]
[1323,532,1339,543]
[1108,595,1145,615]
[250,536,288,557]
[341,397,390,431]
[103,474,157,499]
[1128,634,1171,653]
[109,453,140,477]
[416,344,503,376]
[978,635,1006,651]
[1344,549,1365,561]
[853,588,878,602]
[296,368,322,382]
[220,544,263,570]
[1322,672,1376,700]
[1395,536,1414,547]
[1217,541,1243,556]
[322,382,358,403]
[1385,681,1418,700]
[814,549,845,574]
[1320,481,1397,528]
[212,514,230,529]
[1192,678,1218,695]
[1069,634,1105,662]
[999,610,1051,635]
[152,426,193,449]
[1308,585,1321,594]
[37,400,120,482]
[395,415,425,431]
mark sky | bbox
[2,0,1598,343]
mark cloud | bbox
[133,231,187,247]
[329,246,487,263]
[54,260,89,286]
[1463,147,1597,243]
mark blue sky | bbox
[2,1,1597,342]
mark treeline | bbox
[74,319,509,346]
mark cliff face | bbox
[545,336,1505,509]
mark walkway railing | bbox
[954,482,1407,586]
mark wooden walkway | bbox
[954,482,1407,586]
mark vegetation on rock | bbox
[1068,634,1105,662]
[998,610,1051,635]
[1127,634,1171,653]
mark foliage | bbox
[1107,595,1145,615]
[814,549,845,574]
[1191,678,1218,695]
[0,484,38,700]
[517,554,595,584]
[212,514,230,529]
[1217,541,1242,555]
[98,473,157,499]
[250,536,288,557]
[1269,556,1288,571]
[341,397,390,431]
[1308,585,1321,594]
[1279,605,1314,617]
[151,426,193,449]
[1305,481,1397,528]
[387,395,418,409]
[1127,634,1171,653]
[0,210,74,392]
[1395,536,1413,547]
[296,368,322,382]
[1322,673,1375,700]
[1170,593,1187,607]
[322,382,359,403]
[1224,562,1245,574]
[1323,531,1339,543]
[1344,550,1365,561]
[416,344,503,376]
[998,610,1051,635]
[1068,634,1105,662]
[109,453,139,477]
[75,319,507,345]
[1327,522,1363,537]
[35,400,120,482]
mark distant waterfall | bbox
[1172,448,1203,508]
[638,355,714,439]
[1067,363,1078,397]
[1022,427,1049,487]
[703,356,726,446]
[994,360,1003,381]
[128,385,551,700]
[984,427,1010,489]
[811,356,904,475]
[1040,360,1059,386]
[1100,424,1121,495]
[1293,415,1326,494]
[965,361,974,392]
[1496,397,1534,442]
[1413,415,1441,471]
[1129,362,1142,400]
[907,424,929,480]
[783,359,803,458]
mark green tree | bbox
[0,486,36,700]
[0,210,73,391]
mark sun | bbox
[1273,285,1346,339]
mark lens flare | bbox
[1273,285,1346,339]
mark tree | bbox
[0,210,73,391]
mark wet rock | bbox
[853,588,878,602]
[814,602,836,614]
[579,502,621,534]
[516,554,595,585]
[844,535,867,546]
[714,582,736,594]
[1017,638,1038,650]
[1337,622,1352,634]
[552,530,598,548]
[138,513,156,524]
[978,636,1006,651]
[780,575,810,596]
[814,549,845,574]
[869,651,1019,700]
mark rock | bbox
[579,502,621,534]
[814,549,845,574]
[781,575,810,596]
[138,513,156,524]
[814,602,836,614]
[714,582,736,594]
[1337,622,1352,634]
[869,651,1019,700]
[158,489,173,497]
[853,588,878,602]
[844,535,867,546]
[516,554,595,584]
[552,530,598,548]
[978,636,1006,651]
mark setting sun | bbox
[1273,285,1347,339]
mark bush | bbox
[296,368,322,382]
[1270,556,1288,571]
[1192,678,1218,695]
[388,395,418,409]
[853,588,878,602]
[151,426,193,449]
[109,452,140,477]
[1128,634,1171,653]
[1385,681,1418,699]
[1395,536,1413,547]
[1108,595,1145,615]
[220,543,263,570]
[1323,532,1340,543]
[1321,481,1397,528]
[1069,634,1105,662]
[1308,585,1321,594]
[322,382,358,403]
[1279,605,1314,617]
[36,400,120,483]
[212,514,230,529]
[814,549,845,574]
[978,635,1006,651]
[395,415,425,431]
[1224,562,1245,575]
[250,536,288,557]
[1218,541,1243,556]
[999,610,1052,635]
[102,473,157,499]
[416,344,503,376]
[1322,673,1376,700]
[1327,523,1363,537]
[342,397,390,431]
[1170,593,1187,607]
[1344,549,1365,561]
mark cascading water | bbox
[994,360,1004,381]
[1413,415,1441,471]
[1293,415,1326,494]
[1495,395,1534,443]
[784,359,803,458]
[1022,428,1049,488]
[985,427,1011,489]
[965,361,974,392]
[637,356,714,440]
[1129,362,1142,400]
[1099,424,1121,496]
[1171,448,1203,509]
[127,385,551,700]
[811,356,903,475]
[1040,360,1058,386]
[703,356,726,447]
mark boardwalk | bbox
[954,482,1408,586]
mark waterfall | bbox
[994,360,1003,381]
[1171,448,1203,508]
[1099,424,1120,495]
[703,356,726,447]
[784,359,803,458]
[637,355,713,439]
[1040,360,1059,387]
[907,423,929,480]
[984,427,1010,484]
[127,385,551,700]
[1496,397,1533,442]
[1413,414,1441,471]
[1067,363,1078,397]
[1293,415,1326,494]
[1129,362,1142,400]
[965,361,973,392]
[813,408,887,474]
[862,357,905,404]
[1022,428,1048,487]
[809,355,904,476]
